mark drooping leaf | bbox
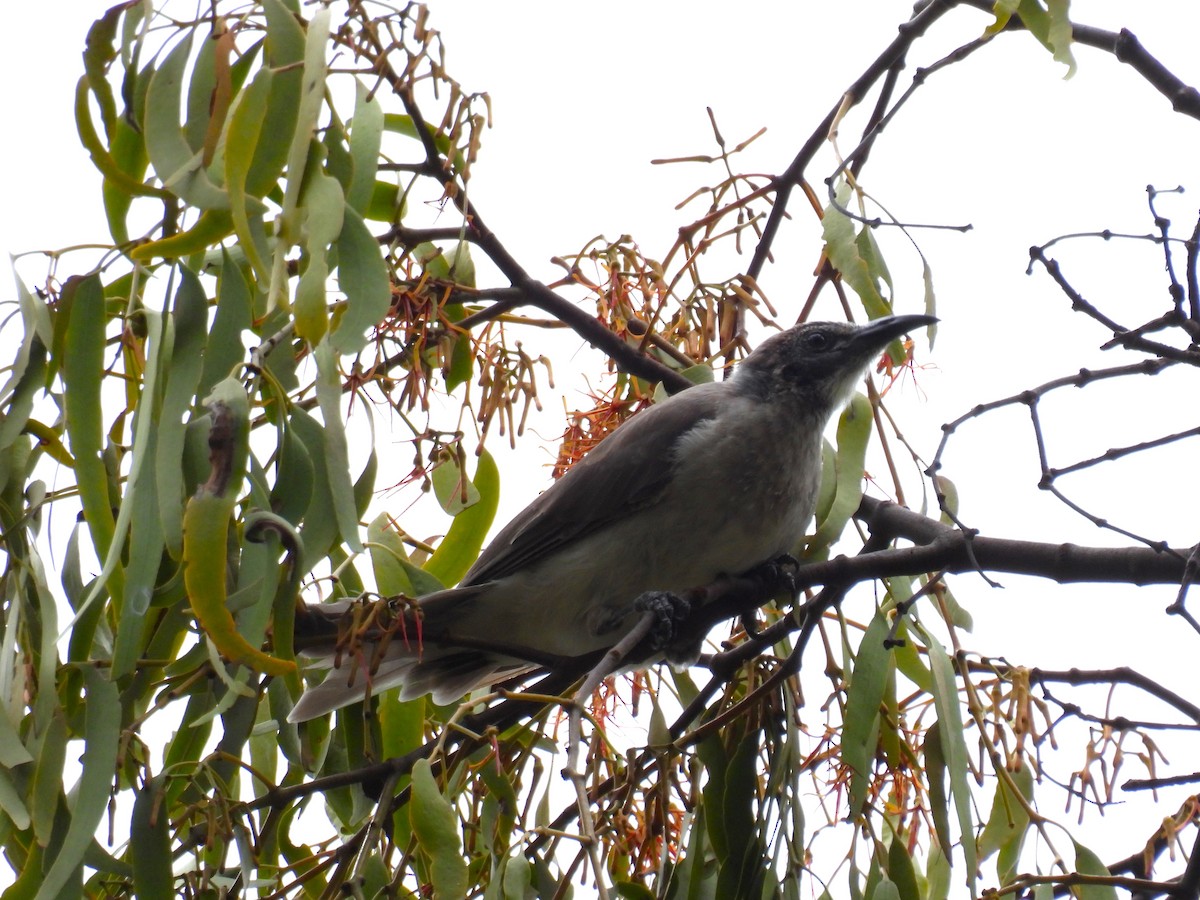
[424,450,500,588]
[294,171,345,344]
[182,377,295,676]
[274,6,330,247]
[368,513,415,597]
[130,776,174,898]
[430,447,481,516]
[810,392,873,555]
[224,67,275,284]
[329,206,390,354]
[924,629,977,895]
[314,341,363,552]
[33,667,119,900]
[410,758,469,899]
[886,834,920,900]
[62,274,125,608]
[1070,841,1119,900]
[714,732,766,899]
[75,77,170,204]
[142,33,229,209]
[822,185,889,320]
[844,611,892,815]
[347,79,384,213]
[287,408,340,570]
[979,764,1035,885]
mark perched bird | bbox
[288,313,936,721]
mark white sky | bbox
[3,0,1200,881]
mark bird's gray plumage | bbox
[288,314,936,721]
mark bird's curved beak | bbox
[854,313,938,349]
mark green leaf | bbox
[715,732,765,899]
[365,180,403,221]
[33,667,120,900]
[410,758,468,899]
[288,409,340,569]
[1005,0,1076,76]
[142,34,229,209]
[353,445,378,519]
[810,392,873,554]
[183,377,295,678]
[155,266,208,559]
[112,392,162,676]
[444,331,474,392]
[430,448,481,516]
[890,616,932,694]
[129,209,235,262]
[0,766,30,833]
[368,513,415,596]
[314,341,363,552]
[0,702,33,769]
[0,281,50,456]
[925,723,952,867]
[822,184,889,320]
[379,690,424,763]
[479,762,518,859]
[924,630,977,895]
[263,0,306,68]
[926,842,951,900]
[101,115,150,244]
[304,170,346,250]
[294,253,330,344]
[330,206,390,354]
[62,275,125,608]
[130,777,174,898]
[1071,841,1118,900]
[294,171,345,344]
[887,835,920,900]
[650,362,714,403]
[614,883,655,900]
[183,20,218,151]
[224,67,275,284]
[844,612,891,815]
[383,113,466,172]
[347,80,384,213]
[813,439,836,525]
[275,6,330,248]
[76,77,170,205]
[423,449,497,591]
[980,764,1034,884]
[443,243,475,287]
[82,4,124,137]
[270,420,315,526]
[500,852,532,899]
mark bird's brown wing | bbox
[460,383,727,586]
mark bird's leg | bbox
[741,554,800,637]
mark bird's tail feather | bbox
[287,649,530,722]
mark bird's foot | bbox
[764,553,801,597]
[632,590,694,653]
[739,555,801,637]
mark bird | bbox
[287,313,936,721]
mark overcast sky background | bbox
[3,0,1200,873]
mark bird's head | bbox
[736,314,938,413]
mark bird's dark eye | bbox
[804,331,830,351]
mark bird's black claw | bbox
[763,553,801,599]
[740,611,762,638]
[634,590,693,652]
